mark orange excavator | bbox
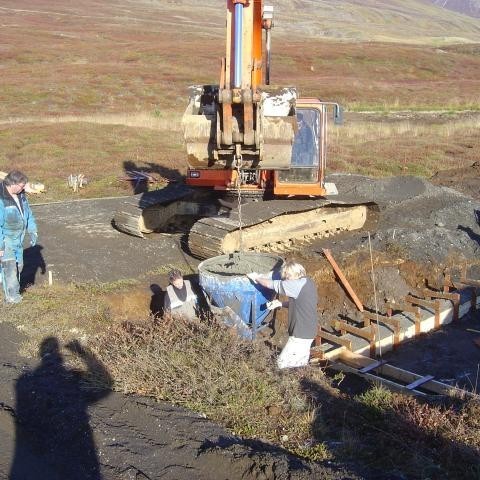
[113,1,370,259]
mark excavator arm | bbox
[182,1,297,171]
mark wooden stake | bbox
[322,248,364,312]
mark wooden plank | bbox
[329,362,430,398]
[359,360,388,374]
[316,329,352,351]
[443,272,454,293]
[423,289,460,322]
[423,289,459,302]
[322,248,364,312]
[385,301,420,316]
[331,320,374,341]
[385,301,421,335]
[405,294,436,310]
[362,311,400,348]
[457,278,480,288]
[331,320,375,356]
[405,295,441,327]
[362,311,400,330]
[338,351,475,398]
[405,375,435,390]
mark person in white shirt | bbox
[248,261,318,369]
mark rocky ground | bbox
[1,169,480,479]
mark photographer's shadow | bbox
[10,337,112,480]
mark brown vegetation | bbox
[1,1,480,200]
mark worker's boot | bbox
[1,260,22,304]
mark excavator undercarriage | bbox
[113,186,375,259]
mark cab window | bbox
[278,108,319,184]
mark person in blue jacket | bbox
[0,170,38,304]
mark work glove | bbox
[266,299,282,310]
[246,272,260,282]
[30,232,38,247]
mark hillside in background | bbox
[426,0,480,18]
[270,0,480,43]
[1,0,480,43]
[133,0,480,44]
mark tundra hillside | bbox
[0,1,479,199]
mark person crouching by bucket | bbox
[163,269,198,320]
[247,261,318,369]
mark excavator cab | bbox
[278,108,320,184]
[274,101,342,197]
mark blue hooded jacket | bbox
[0,182,37,264]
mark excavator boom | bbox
[182,1,297,171]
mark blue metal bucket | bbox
[198,253,284,329]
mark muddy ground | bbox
[2,170,480,479]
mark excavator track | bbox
[188,199,375,259]
[113,184,208,237]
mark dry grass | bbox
[89,316,327,451]
[2,280,330,458]
[354,387,480,478]
[2,280,137,356]
[0,121,184,201]
[1,3,480,200]
[328,115,480,177]
[300,377,480,479]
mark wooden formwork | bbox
[311,271,478,363]
[311,258,480,397]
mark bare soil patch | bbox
[430,161,480,200]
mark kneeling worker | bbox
[247,261,318,369]
[164,269,198,320]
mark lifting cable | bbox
[368,232,382,358]
[235,145,244,252]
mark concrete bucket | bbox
[198,252,284,338]
[182,85,297,170]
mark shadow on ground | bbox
[20,245,46,291]
[10,337,112,480]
